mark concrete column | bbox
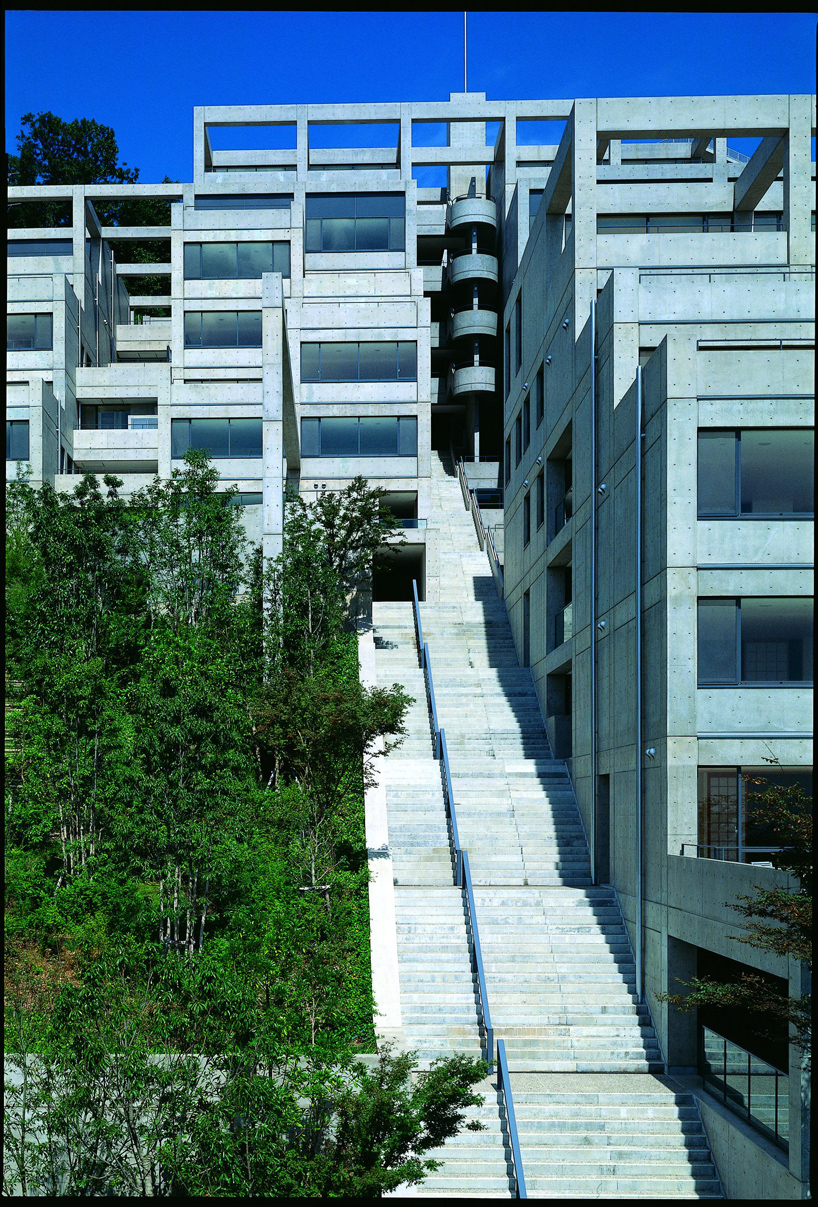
[784,94,814,266]
[571,99,598,329]
[262,272,284,563]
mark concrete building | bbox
[7,92,814,1198]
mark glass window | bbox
[698,765,813,861]
[7,313,52,351]
[202,312,237,347]
[698,431,737,515]
[6,420,29,460]
[201,243,238,278]
[504,324,511,397]
[697,600,738,684]
[183,244,202,278]
[397,342,417,379]
[740,430,814,515]
[320,418,359,456]
[515,295,522,372]
[741,598,812,683]
[698,768,739,851]
[320,344,360,381]
[535,365,544,427]
[301,418,320,456]
[699,429,814,517]
[359,342,397,381]
[237,242,273,277]
[194,194,292,210]
[536,471,544,529]
[8,239,72,257]
[529,190,544,220]
[237,312,262,346]
[228,418,263,457]
[184,313,203,347]
[189,418,230,458]
[300,344,320,382]
[523,396,530,451]
[515,414,522,467]
[305,194,405,252]
[505,437,511,486]
[360,417,398,456]
[397,416,418,455]
[272,243,291,276]
[171,419,189,459]
[698,598,813,684]
[523,492,531,547]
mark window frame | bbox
[697,427,815,519]
[183,241,290,280]
[304,193,405,253]
[7,313,53,351]
[6,419,30,461]
[697,596,814,687]
[300,416,418,457]
[170,417,263,459]
[535,470,544,530]
[300,342,417,383]
[535,364,544,428]
[514,414,522,467]
[523,490,531,548]
[183,312,263,348]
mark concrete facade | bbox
[7,91,814,1196]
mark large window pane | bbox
[698,768,739,850]
[321,218,356,251]
[189,419,229,458]
[698,431,737,515]
[743,766,814,850]
[397,342,417,380]
[184,313,202,347]
[183,244,202,279]
[272,242,291,277]
[359,342,397,380]
[228,418,263,457]
[320,418,359,456]
[8,314,52,351]
[301,418,320,456]
[398,416,418,455]
[741,598,813,682]
[355,217,390,250]
[202,312,237,347]
[201,243,238,278]
[171,420,189,458]
[355,194,404,217]
[388,217,405,250]
[305,220,322,253]
[237,312,262,346]
[306,195,356,219]
[301,344,320,381]
[741,430,814,515]
[6,420,30,460]
[359,417,397,455]
[698,600,738,683]
[237,242,274,277]
[319,344,359,381]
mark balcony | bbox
[115,320,172,362]
[448,195,497,232]
[450,362,496,395]
[449,251,499,285]
[451,308,498,341]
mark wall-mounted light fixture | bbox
[597,483,607,495]
[523,478,529,487]
[523,381,529,391]
[645,747,657,758]
[562,318,570,329]
[545,355,552,365]
[597,620,607,630]
[536,455,543,465]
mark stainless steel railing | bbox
[456,459,504,597]
[700,1024,789,1150]
[410,580,526,1196]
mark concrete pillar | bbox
[262,272,284,563]
[784,94,814,266]
[571,99,598,330]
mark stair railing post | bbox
[497,1038,527,1198]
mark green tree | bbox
[661,774,812,1057]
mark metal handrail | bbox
[497,1039,527,1198]
[679,843,789,861]
[486,526,504,599]
[700,1024,788,1150]
[462,849,493,1071]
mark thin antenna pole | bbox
[464,12,467,92]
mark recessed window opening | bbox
[697,764,813,863]
[697,597,813,685]
[184,242,290,279]
[305,193,405,252]
[485,120,503,150]
[184,312,262,348]
[7,313,53,351]
[8,239,72,257]
[171,418,262,458]
[6,420,30,460]
[194,194,292,210]
[300,416,417,457]
[698,429,814,517]
[300,341,417,383]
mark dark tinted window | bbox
[185,242,289,279]
[8,239,72,256]
[698,598,813,684]
[194,194,292,210]
[6,420,30,460]
[301,416,417,456]
[305,193,405,252]
[183,312,263,348]
[698,429,814,516]
[300,342,417,382]
[7,314,52,351]
[171,418,263,457]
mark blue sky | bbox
[6,11,816,182]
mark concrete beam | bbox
[115,263,172,275]
[100,227,172,240]
[543,122,572,214]
[691,136,714,160]
[127,296,172,308]
[596,135,610,163]
[733,136,785,211]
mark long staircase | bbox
[372,452,721,1198]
